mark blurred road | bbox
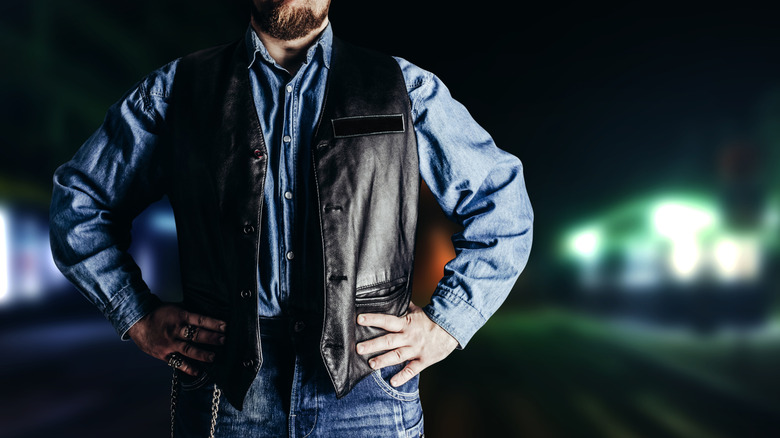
[422,311,780,438]
[2,305,780,438]
[0,317,169,438]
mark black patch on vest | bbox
[331,114,404,138]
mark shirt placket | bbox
[279,77,297,307]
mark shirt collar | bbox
[246,22,332,71]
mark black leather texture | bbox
[167,36,419,410]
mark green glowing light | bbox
[569,228,601,258]
[560,191,776,286]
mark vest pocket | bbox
[355,276,408,302]
[355,276,410,318]
[354,277,411,347]
[178,368,214,391]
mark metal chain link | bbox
[169,370,220,438]
[209,384,221,438]
[170,370,178,438]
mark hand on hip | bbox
[356,302,458,387]
[127,303,227,376]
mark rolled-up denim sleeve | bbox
[49,61,177,339]
[396,58,534,348]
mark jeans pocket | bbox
[178,368,213,391]
[370,362,420,402]
[404,414,425,438]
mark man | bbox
[49,0,533,436]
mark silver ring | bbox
[184,324,198,341]
[168,353,184,369]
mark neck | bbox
[250,18,329,75]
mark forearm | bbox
[423,155,533,348]
[49,65,173,338]
[398,58,534,348]
[50,164,163,339]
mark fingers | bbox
[160,338,216,378]
[178,324,226,346]
[183,310,227,333]
[176,340,216,363]
[390,360,423,387]
[356,304,457,388]
[167,353,201,377]
[357,313,405,332]
[367,346,414,370]
[130,305,227,375]
[357,333,405,355]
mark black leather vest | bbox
[167,36,419,410]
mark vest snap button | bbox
[252,149,263,159]
[242,359,255,368]
[240,289,252,299]
[294,321,306,332]
[243,225,255,234]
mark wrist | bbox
[126,311,152,341]
[117,292,163,341]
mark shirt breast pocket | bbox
[331,114,405,138]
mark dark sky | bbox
[3,1,780,271]
[329,4,780,252]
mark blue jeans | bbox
[174,317,424,437]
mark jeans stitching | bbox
[300,384,318,438]
[370,370,419,402]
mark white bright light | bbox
[670,239,701,281]
[713,238,740,280]
[0,210,8,302]
[570,229,601,259]
[713,236,761,282]
[653,202,716,239]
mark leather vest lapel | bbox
[170,36,418,408]
[312,38,419,398]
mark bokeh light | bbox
[4,1,780,437]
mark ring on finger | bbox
[183,324,198,341]
[167,353,184,369]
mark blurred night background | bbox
[2,1,780,437]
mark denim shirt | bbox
[49,24,533,349]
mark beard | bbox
[251,0,330,41]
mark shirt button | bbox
[286,251,295,260]
[286,84,293,93]
[284,191,293,200]
[294,321,306,332]
[243,225,255,234]
[252,149,264,159]
[283,135,292,143]
[240,289,253,299]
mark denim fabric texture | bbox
[49,23,533,346]
[174,318,424,437]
